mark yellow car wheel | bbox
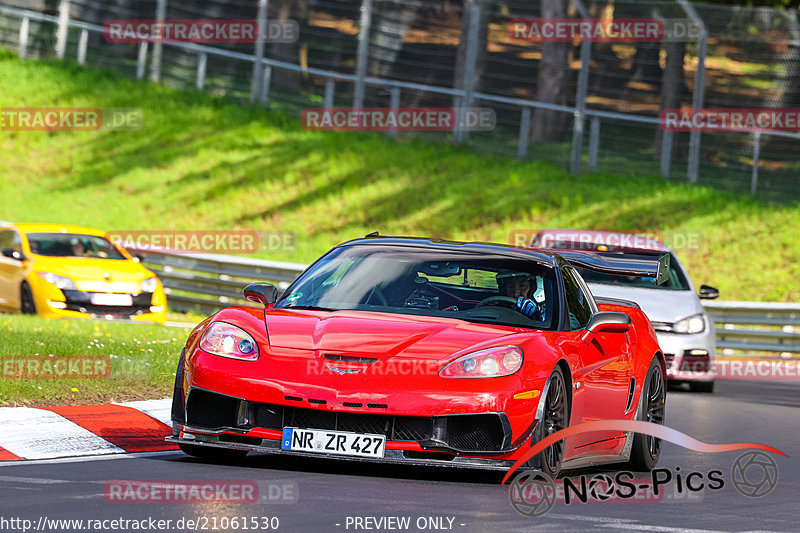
[20,281,36,314]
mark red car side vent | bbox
[343,402,363,407]
[368,404,388,409]
[284,396,303,402]
[308,398,327,405]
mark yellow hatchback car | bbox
[0,222,166,323]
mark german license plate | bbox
[90,293,133,306]
[281,427,385,458]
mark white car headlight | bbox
[140,277,158,293]
[440,346,523,378]
[673,314,705,334]
[199,322,259,360]
[37,272,79,291]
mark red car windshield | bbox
[275,245,559,330]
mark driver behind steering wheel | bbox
[496,271,544,321]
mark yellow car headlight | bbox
[37,272,79,291]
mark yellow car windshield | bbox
[27,232,126,260]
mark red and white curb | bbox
[0,398,176,461]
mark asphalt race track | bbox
[0,380,796,533]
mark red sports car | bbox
[168,236,667,476]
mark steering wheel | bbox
[365,285,389,306]
[475,296,518,308]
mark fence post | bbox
[77,28,88,65]
[150,0,167,82]
[259,65,272,105]
[455,0,481,144]
[18,16,29,58]
[751,131,761,196]
[136,42,148,80]
[587,117,600,170]
[517,107,531,160]
[196,52,207,90]
[55,0,70,59]
[569,0,591,174]
[353,0,373,109]
[251,0,268,104]
[324,77,335,109]
[389,86,400,137]
[678,0,707,183]
[660,130,673,177]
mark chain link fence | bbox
[1,0,800,201]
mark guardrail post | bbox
[196,52,207,90]
[77,28,88,65]
[389,86,400,137]
[353,0,373,109]
[587,117,600,170]
[517,107,531,159]
[324,77,335,109]
[150,0,167,82]
[454,0,481,144]
[751,131,761,196]
[251,0,268,104]
[678,0,707,183]
[18,16,29,59]
[259,65,272,105]
[136,42,148,80]
[55,0,70,59]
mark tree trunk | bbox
[654,41,686,158]
[530,0,569,143]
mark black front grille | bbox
[446,414,505,451]
[186,389,239,428]
[61,290,153,316]
[64,303,151,316]
[183,390,505,451]
[286,407,336,430]
[394,417,433,441]
[252,403,433,442]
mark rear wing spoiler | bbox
[556,251,671,286]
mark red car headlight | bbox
[199,322,259,360]
[439,346,523,378]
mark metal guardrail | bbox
[137,249,799,354]
[136,249,306,316]
[702,301,800,355]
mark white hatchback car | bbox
[532,230,719,392]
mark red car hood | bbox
[264,309,522,359]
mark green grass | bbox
[0,50,799,302]
[0,314,189,406]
